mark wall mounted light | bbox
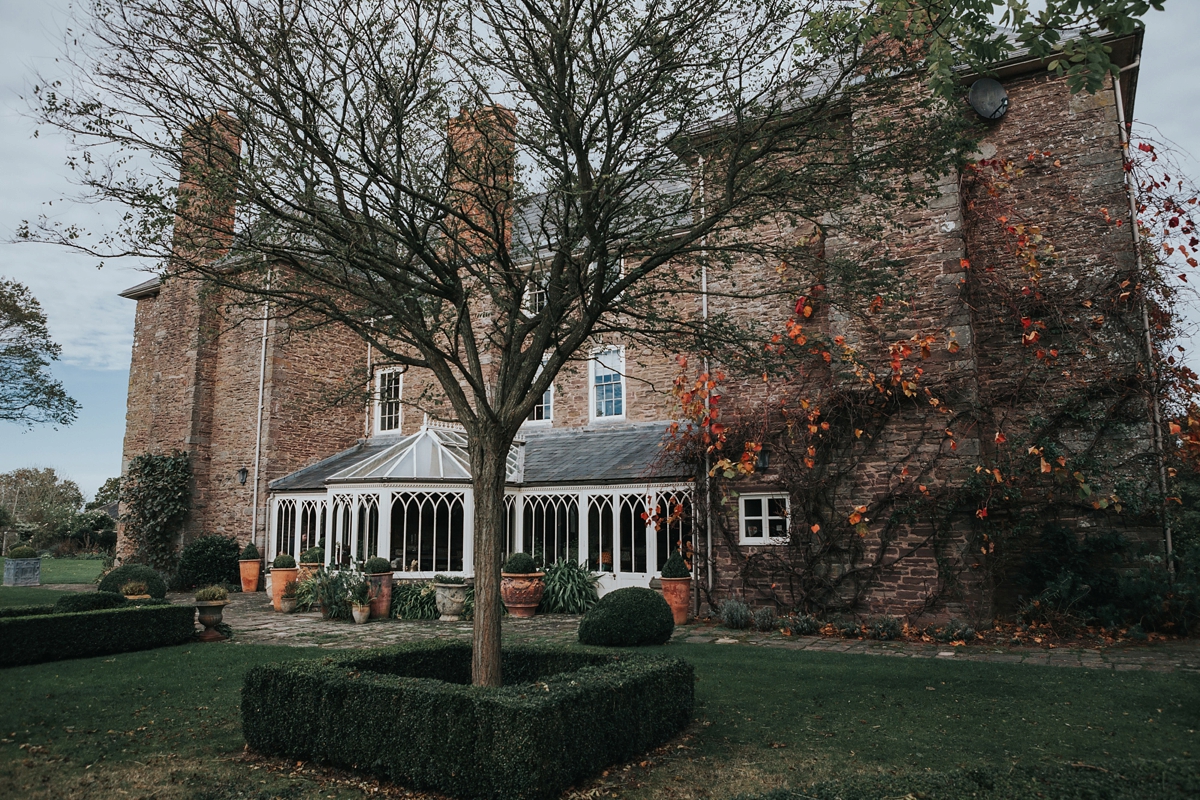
[237,467,249,485]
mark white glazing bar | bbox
[463,489,474,574]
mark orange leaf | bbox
[976,507,988,519]
[1170,422,1183,435]
[810,524,821,533]
[947,341,960,353]
[994,432,1006,444]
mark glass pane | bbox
[768,498,788,518]
[745,520,763,538]
[744,498,762,517]
[768,518,787,538]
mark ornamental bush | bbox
[364,556,391,574]
[578,587,674,646]
[7,545,38,559]
[272,553,296,569]
[0,604,55,619]
[783,613,821,636]
[867,615,902,640]
[752,606,777,632]
[98,564,168,599]
[195,584,229,601]
[718,599,753,629]
[241,642,694,800]
[300,546,325,564]
[53,591,127,614]
[660,550,690,579]
[0,604,197,667]
[502,551,537,574]
[539,559,600,614]
[240,542,260,560]
[392,580,438,619]
[175,535,240,589]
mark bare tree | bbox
[21,0,1160,685]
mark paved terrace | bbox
[167,590,1200,675]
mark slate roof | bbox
[268,420,689,492]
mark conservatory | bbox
[267,421,694,594]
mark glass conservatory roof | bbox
[327,424,524,483]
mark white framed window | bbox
[590,346,625,421]
[526,355,553,425]
[523,270,548,317]
[739,494,789,544]
[374,368,403,433]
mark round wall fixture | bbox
[969,78,1009,120]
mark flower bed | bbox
[241,642,694,800]
[0,603,197,667]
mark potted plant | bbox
[298,546,324,584]
[280,580,298,613]
[3,545,41,587]
[659,550,692,625]
[195,584,230,641]
[238,542,262,593]
[120,580,151,601]
[500,552,544,618]
[313,569,350,620]
[364,556,394,619]
[270,554,299,612]
[348,574,373,624]
[433,574,471,621]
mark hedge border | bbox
[242,642,694,800]
[0,604,54,619]
[0,604,197,667]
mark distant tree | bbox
[86,476,122,511]
[0,468,85,549]
[65,509,118,552]
[0,279,78,428]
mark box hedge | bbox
[0,604,54,619]
[242,641,694,800]
[0,603,196,667]
[578,586,674,646]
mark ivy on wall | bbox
[121,450,192,572]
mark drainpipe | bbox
[698,153,714,611]
[1113,59,1174,571]
[249,268,272,553]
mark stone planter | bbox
[239,559,261,593]
[368,572,393,619]
[434,583,470,621]
[124,593,152,601]
[280,596,297,614]
[500,572,545,618]
[271,567,299,612]
[196,600,229,642]
[3,557,41,587]
[351,603,371,624]
[659,577,692,625]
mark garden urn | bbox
[271,567,299,612]
[351,603,371,624]
[280,595,297,614]
[239,559,261,593]
[368,572,393,619]
[3,554,41,587]
[500,572,545,618]
[659,577,692,624]
[434,582,470,621]
[195,600,229,642]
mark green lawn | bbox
[0,641,1196,799]
[0,586,74,607]
[0,556,106,585]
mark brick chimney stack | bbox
[447,105,516,251]
[172,110,242,267]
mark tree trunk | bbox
[470,430,509,687]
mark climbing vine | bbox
[121,450,193,572]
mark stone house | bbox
[117,30,1154,618]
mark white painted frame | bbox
[738,493,790,544]
[373,367,404,434]
[588,345,626,422]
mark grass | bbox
[0,586,73,608]
[0,640,1196,799]
[0,556,106,585]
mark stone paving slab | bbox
[171,590,1200,674]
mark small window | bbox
[590,346,625,420]
[375,369,403,433]
[527,356,553,424]
[523,271,548,317]
[739,494,789,544]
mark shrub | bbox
[660,550,690,579]
[578,587,674,646]
[240,542,260,560]
[502,552,537,574]
[0,604,197,667]
[175,535,240,589]
[433,573,466,584]
[867,616,902,641]
[53,592,127,613]
[0,605,55,619]
[312,569,354,619]
[295,575,318,612]
[282,580,297,598]
[272,553,296,569]
[925,619,976,643]
[540,559,600,614]
[300,546,325,564]
[241,642,694,800]
[98,564,168,599]
[718,599,753,630]
[121,450,192,571]
[348,574,373,605]
[195,584,229,602]
[752,606,777,632]
[836,620,862,638]
[360,556,388,575]
[7,545,38,559]
[120,581,149,596]
[783,613,822,636]
[392,580,438,619]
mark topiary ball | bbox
[7,546,38,560]
[364,556,392,574]
[502,552,537,574]
[53,591,128,614]
[578,587,674,647]
[98,564,168,599]
[272,553,297,569]
[240,542,261,560]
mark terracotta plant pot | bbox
[351,603,371,624]
[659,577,692,625]
[434,583,469,621]
[124,594,151,601]
[271,567,299,611]
[239,559,261,593]
[196,600,229,642]
[368,572,393,619]
[500,572,545,618]
[297,562,322,584]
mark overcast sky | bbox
[1,1,1199,500]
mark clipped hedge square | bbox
[0,604,197,667]
[242,642,694,800]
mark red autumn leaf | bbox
[976,507,988,519]
[994,432,1006,444]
